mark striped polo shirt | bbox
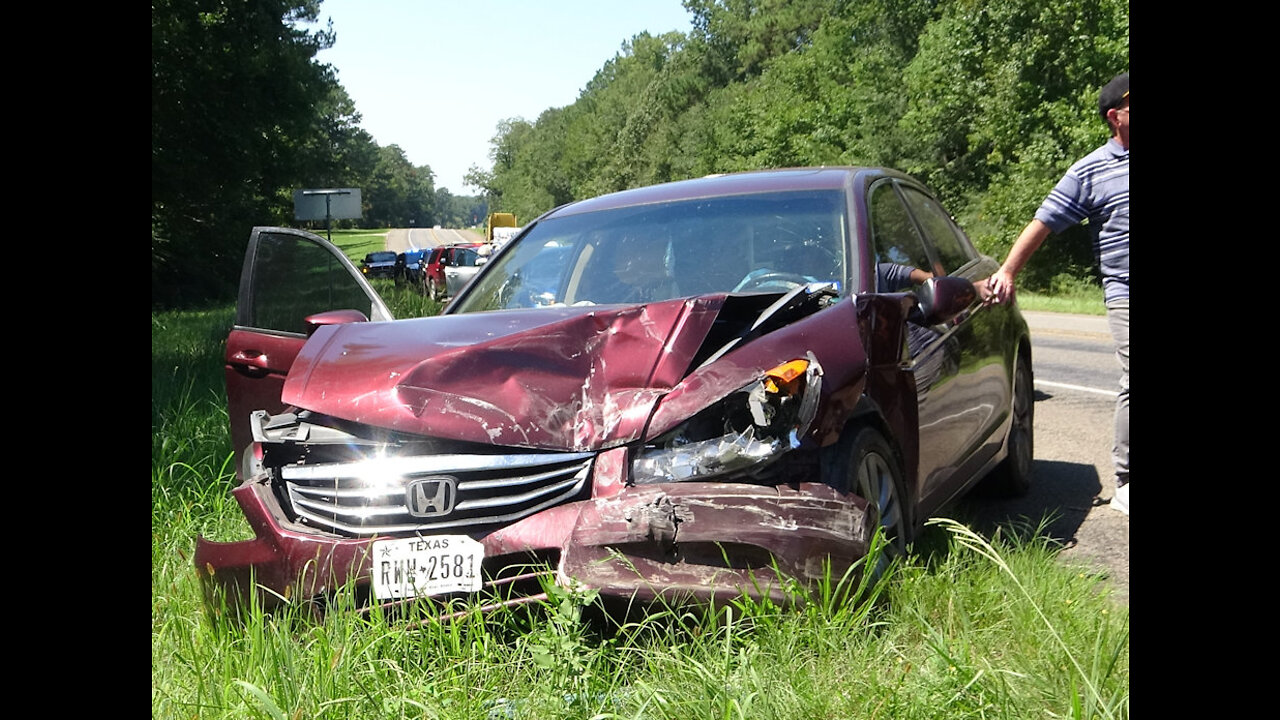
[1035,138,1129,303]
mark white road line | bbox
[1035,379,1119,398]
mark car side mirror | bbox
[913,275,977,325]
[304,309,369,336]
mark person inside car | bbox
[610,233,678,304]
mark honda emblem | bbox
[406,477,458,517]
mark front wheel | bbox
[427,278,443,302]
[827,426,909,561]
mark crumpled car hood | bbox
[282,298,726,451]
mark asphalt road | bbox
[387,227,482,252]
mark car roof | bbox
[543,166,910,219]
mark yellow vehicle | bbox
[485,212,517,243]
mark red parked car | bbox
[199,167,1033,618]
[420,243,485,301]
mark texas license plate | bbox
[370,535,484,600]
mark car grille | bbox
[278,451,594,537]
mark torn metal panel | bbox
[563,482,870,603]
[195,474,870,614]
[281,300,723,450]
[647,296,870,446]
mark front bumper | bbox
[194,472,873,616]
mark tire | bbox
[427,278,443,302]
[979,354,1034,497]
[827,426,909,561]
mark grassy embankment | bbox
[152,229,1125,719]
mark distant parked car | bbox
[420,243,485,301]
[443,245,490,297]
[359,251,398,279]
[200,166,1033,622]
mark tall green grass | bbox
[152,275,1126,719]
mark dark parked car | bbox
[358,250,398,279]
[199,167,1033,618]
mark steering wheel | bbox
[735,271,812,292]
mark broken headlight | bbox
[632,355,822,484]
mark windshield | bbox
[369,252,397,263]
[452,189,849,312]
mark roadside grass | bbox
[326,228,389,260]
[368,278,448,318]
[1016,273,1106,315]
[1017,290,1105,315]
[152,247,1125,719]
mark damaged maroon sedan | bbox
[197,167,1033,617]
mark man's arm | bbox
[987,219,1052,304]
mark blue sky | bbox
[310,1,694,194]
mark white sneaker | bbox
[1109,483,1128,516]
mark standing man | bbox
[987,72,1129,516]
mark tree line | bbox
[153,0,1127,311]
[152,0,487,308]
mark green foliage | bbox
[152,0,347,308]
[897,0,1128,292]
[154,0,1127,307]
[360,145,438,229]
[474,0,1125,296]
[152,2,488,311]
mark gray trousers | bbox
[1106,299,1129,487]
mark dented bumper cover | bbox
[194,466,872,613]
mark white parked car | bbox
[443,245,490,297]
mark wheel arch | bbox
[820,395,918,538]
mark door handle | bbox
[230,350,272,377]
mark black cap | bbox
[1098,72,1129,119]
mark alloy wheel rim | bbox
[858,451,902,544]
